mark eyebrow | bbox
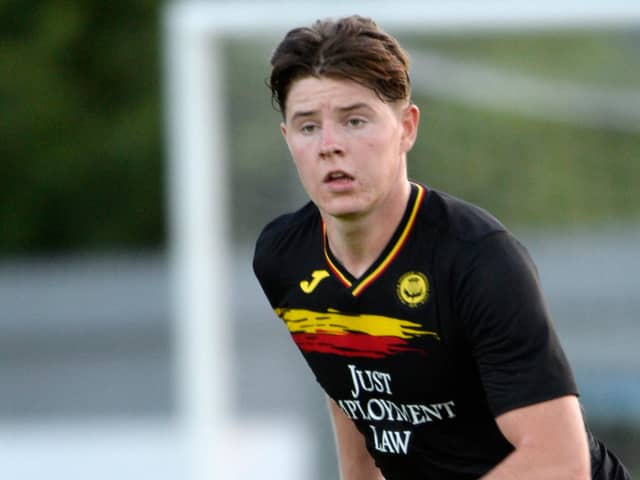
[289,110,316,123]
[338,102,374,114]
[289,102,375,123]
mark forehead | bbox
[285,76,384,117]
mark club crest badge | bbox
[397,271,429,308]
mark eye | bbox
[300,123,318,134]
[346,117,367,128]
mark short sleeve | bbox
[454,232,578,417]
[253,225,287,309]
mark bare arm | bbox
[327,396,385,480]
[481,395,590,480]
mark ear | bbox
[400,104,420,153]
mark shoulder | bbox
[420,187,507,243]
[417,186,534,285]
[253,201,320,278]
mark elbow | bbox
[574,465,591,480]
[516,443,591,480]
[563,457,590,480]
[547,451,591,480]
[568,469,590,480]
[568,442,591,480]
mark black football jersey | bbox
[253,183,628,479]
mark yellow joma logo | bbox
[300,270,330,293]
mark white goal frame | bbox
[162,2,640,478]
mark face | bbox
[281,76,419,222]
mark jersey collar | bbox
[322,182,426,297]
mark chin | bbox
[319,191,376,216]
[319,202,366,220]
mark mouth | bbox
[324,170,354,183]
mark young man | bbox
[253,15,630,480]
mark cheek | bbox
[292,146,312,165]
[289,135,315,156]
[366,130,401,159]
[290,149,316,182]
[288,142,309,166]
[372,123,401,147]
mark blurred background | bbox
[1,0,638,478]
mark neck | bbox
[323,181,412,278]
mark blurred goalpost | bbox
[162,1,640,478]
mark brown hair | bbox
[269,15,411,116]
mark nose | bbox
[319,123,344,158]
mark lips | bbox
[324,170,354,183]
